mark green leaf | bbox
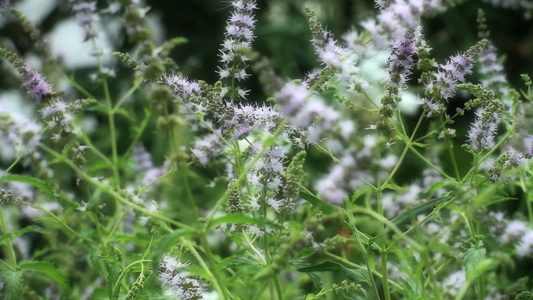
[220,256,260,268]
[114,108,132,120]
[382,183,404,192]
[297,261,342,272]
[19,260,69,290]
[290,259,322,291]
[423,181,452,198]
[1,269,23,300]
[296,261,370,286]
[390,195,454,227]
[296,247,316,259]
[350,186,370,203]
[412,142,430,148]
[299,192,334,214]
[464,247,495,283]
[14,225,48,237]
[33,217,62,224]
[0,174,57,199]
[108,263,122,299]
[208,214,283,230]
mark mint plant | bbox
[0,0,532,299]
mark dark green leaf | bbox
[296,261,370,286]
[19,260,69,290]
[299,192,334,214]
[290,259,322,291]
[350,186,370,203]
[0,174,57,198]
[297,261,342,272]
[208,214,282,230]
[391,195,453,227]
[14,225,48,237]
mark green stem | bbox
[0,155,22,179]
[324,251,402,290]
[38,143,195,232]
[0,206,17,269]
[198,235,231,300]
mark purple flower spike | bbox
[0,0,10,11]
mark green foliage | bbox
[1,269,23,300]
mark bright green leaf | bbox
[0,174,57,199]
[1,269,23,300]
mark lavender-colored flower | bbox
[307,8,359,83]
[467,107,499,152]
[362,0,444,51]
[0,48,56,103]
[161,74,202,102]
[22,65,55,103]
[443,269,466,297]
[0,112,42,154]
[501,220,527,244]
[0,0,9,11]
[517,230,533,257]
[275,82,307,117]
[478,43,509,98]
[158,255,205,300]
[525,134,533,159]
[425,40,487,101]
[218,0,257,99]
[69,0,100,41]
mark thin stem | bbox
[38,143,195,232]
[0,206,17,269]
[0,155,22,179]
[324,251,403,290]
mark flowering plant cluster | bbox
[0,0,532,299]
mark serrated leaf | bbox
[351,186,370,203]
[297,261,342,272]
[299,192,334,214]
[222,256,260,268]
[1,269,23,300]
[296,261,370,286]
[290,259,322,291]
[464,247,495,283]
[423,181,452,198]
[108,264,122,299]
[14,225,48,237]
[19,260,69,290]
[382,183,404,191]
[390,195,453,227]
[0,174,57,199]
[208,214,282,230]
[341,266,371,285]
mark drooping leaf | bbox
[391,195,454,227]
[14,225,48,237]
[299,192,334,214]
[0,174,57,199]
[290,259,323,291]
[19,260,69,290]
[208,214,282,230]
[296,261,370,286]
